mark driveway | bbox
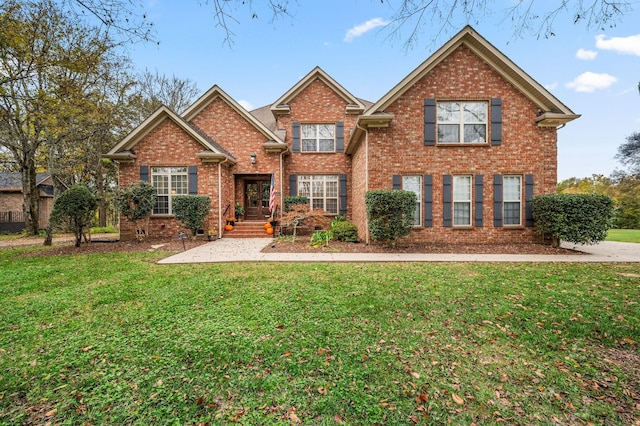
[157,239,640,264]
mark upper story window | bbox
[302,124,335,152]
[152,167,188,215]
[437,101,487,144]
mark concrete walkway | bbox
[157,238,640,264]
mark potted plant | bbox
[235,202,245,221]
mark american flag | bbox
[269,173,276,214]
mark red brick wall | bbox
[358,45,558,244]
[276,79,357,215]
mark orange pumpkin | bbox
[263,223,272,229]
[225,224,233,231]
[265,227,274,235]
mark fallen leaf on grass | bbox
[81,346,93,352]
[45,408,57,417]
[452,393,465,405]
[334,413,344,423]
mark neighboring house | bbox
[0,172,54,233]
[105,26,579,243]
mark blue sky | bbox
[129,1,640,181]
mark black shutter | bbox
[140,165,149,182]
[424,98,436,146]
[289,174,297,196]
[392,175,401,190]
[292,122,301,153]
[475,174,483,227]
[493,174,503,227]
[525,174,534,227]
[336,122,344,153]
[188,165,198,194]
[424,174,433,227]
[491,98,502,146]
[339,174,347,216]
[443,174,452,227]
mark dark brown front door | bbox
[245,180,271,220]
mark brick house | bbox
[105,26,579,243]
[0,172,54,233]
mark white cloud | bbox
[344,18,389,42]
[595,34,640,56]
[544,82,559,91]
[565,72,617,93]
[576,48,597,60]
[237,100,253,111]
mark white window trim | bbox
[298,175,339,214]
[453,175,472,227]
[503,175,522,226]
[301,123,335,152]
[402,175,422,226]
[437,101,488,144]
[151,166,188,215]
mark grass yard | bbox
[1,248,639,425]
[607,229,640,244]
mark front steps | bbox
[223,220,273,238]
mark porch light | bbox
[250,152,257,165]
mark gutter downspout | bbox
[280,150,285,217]
[356,122,370,245]
[218,158,228,239]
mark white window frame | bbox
[437,101,488,144]
[301,124,335,152]
[453,175,472,226]
[503,175,522,226]
[402,175,422,226]
[151,167,188,215]
[298,175,339,214]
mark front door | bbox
[245,180,271,220]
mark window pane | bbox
[312,199,324,210]
[464,124,486,143]
[153,175,168,195]
[503,176,521,201]
[302,125,316,139]
[402,176,420,195]
[154,195,169,215]
[438,124,459,143]
[453,176,471,201]
[318,124,334,139]
[325,199,338,214]
[298,180,311,197]
[302,139,316,152]
[504,202,521,225]
[453,202,471,226]
[312,181,324,197]
[463,102,487,123]
[318,139,334,152]
[326,181,338,198]
[172,175,188,195]
[437,103,459,122]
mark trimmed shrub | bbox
[532,193,614,246]
[50,185,98,247]
[331,220,359,242]
[172,195,211,238]
[284,196,308,212]
[365,190,416,247]
[116,181,156,238]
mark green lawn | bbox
[1,248,639,425]
[607,229,640,243]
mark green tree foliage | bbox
[50,185,97,247]
[532,194,614,247]
[172,195,211,238]
[116,181,156,238]
[615,132,640,174]
[365,190,416,247]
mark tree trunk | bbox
[21,159,39,236]
[96,164,107,227]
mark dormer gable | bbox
[183,85,286,149]
[271,66,366,116]
[103,106,236,164]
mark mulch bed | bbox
[6,235,581,257]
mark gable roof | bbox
[0,172,51,191]
[271,66,367,115]
[183,85,286,146]
[366,25,579,123]
[104,106,237,164]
